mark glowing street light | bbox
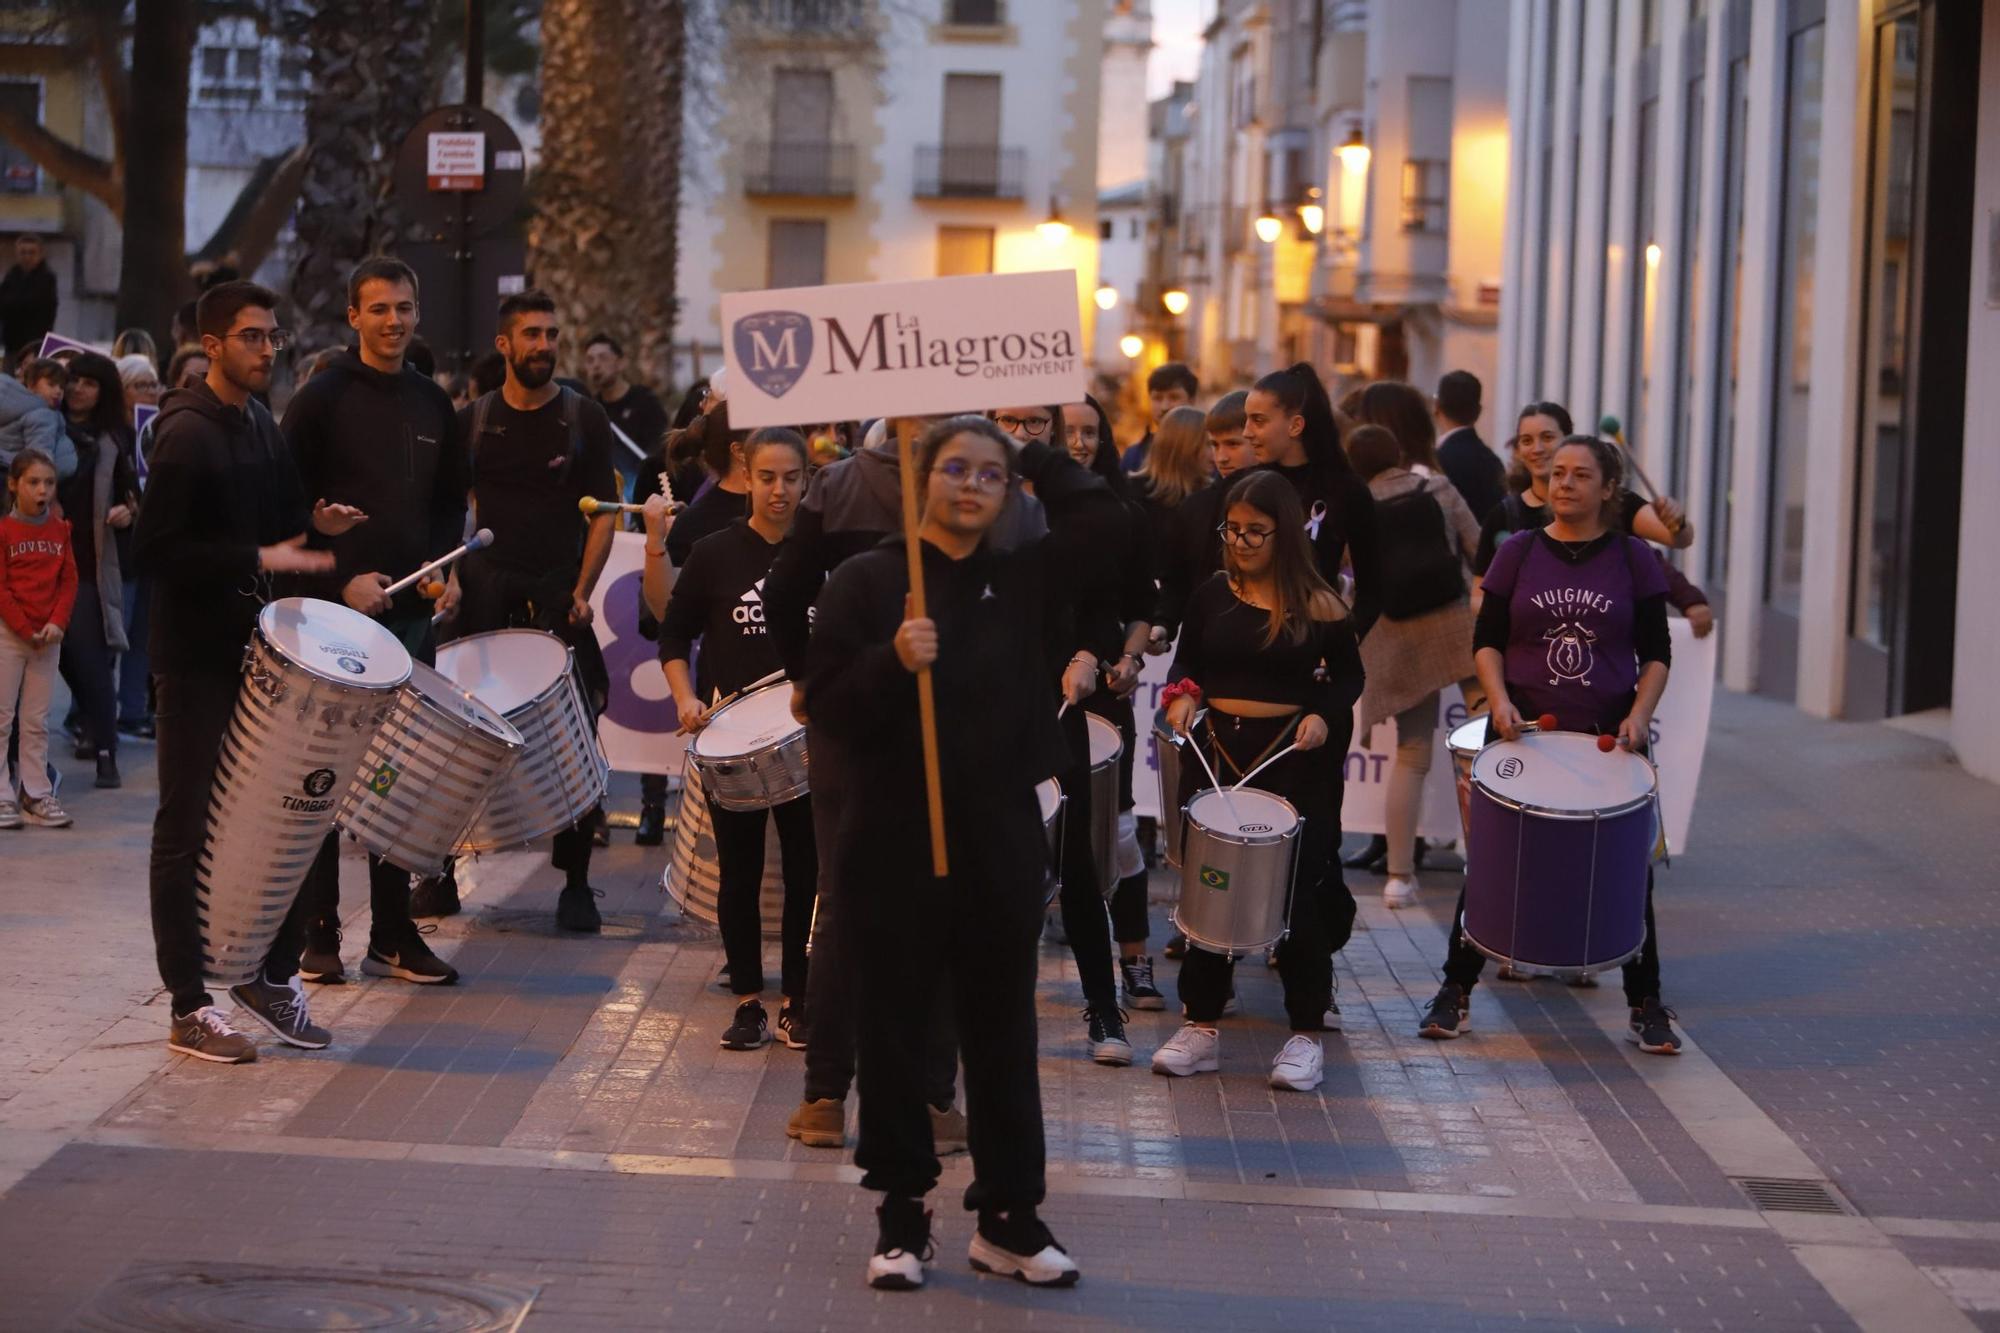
[1119,333,1146,359]
[1037,196,1073,246]
[1094,284,1119,311]
[1335,126,1370,176]
[1644,242,1662,267]
[1254,212,1284,244]
[1161,288,1191,316]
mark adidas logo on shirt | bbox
[731,578,768,630]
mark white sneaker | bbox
[1270,1034,1324,1091]
[1151,1022,1219,1077]
[1382,875,1418,908]
[867,1199,932,1290]
[0,799,20,829]
[968,1212,1080,1287]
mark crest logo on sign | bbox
[733,310,813,398]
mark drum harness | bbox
[1201,708,1302,786]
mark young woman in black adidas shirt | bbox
[656,427,815,1052]
[1156,471,1365,1094]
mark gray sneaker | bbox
[20,794,70,828]
[167,1006,258,1064]
[229,976,331,1049]
[0,798,20,830]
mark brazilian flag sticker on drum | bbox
[1198,865,1230,893]
[367,763,399,797]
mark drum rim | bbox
[405,662,528,751]
[1085,710,1124,764]
[1445,717,1487,760]
[689,684,806,760]
[434,628,575,708]
[256,597,413,689]
[1469,733,1659,819]
[1182,786,1300,844]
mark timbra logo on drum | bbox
[320,642,371,676]
[286,768,339,814]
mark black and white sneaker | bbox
[361,931,459,984]
[298,925,345,985]
[1119,955,1165,1010]
[1084,1005,1133,1066]
[969,1209,1080,1287]
[1628,998,1682,1054]
[229,976,331,1050]
[1418,983,1470,1040]
[721,998,771,1050]
[867,1195,933,1290]
[776,1001,807,1050]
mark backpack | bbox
[1375,480,1466,621]
[467,385,585,483]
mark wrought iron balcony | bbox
[745,142,857,197]
[913,145,1025,200]
[744,0,870,34]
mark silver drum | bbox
[199,598,412,986]
[1172,786,1302,958]
[1037,778,1064,906]
[688,683,809,812]
[661,756,789,937]
[438,630,610,851]
[1085,711,1122,899]
[1151,707,1203,868]
[336,663,526,874]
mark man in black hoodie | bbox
[282,258,469,987]
[133,281,361,1064]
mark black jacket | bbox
[280,349,467,600]
[1437,427,1507,523]
[133,382,317,675]
[0,262,57,353]
[1265,460,1382,640]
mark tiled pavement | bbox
[2,691,1998,1329]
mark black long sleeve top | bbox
[655,518,783,700]
[1167,572,1365,722]
[1264,461,1381,640]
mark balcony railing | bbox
[745,142,857,197]
[744,0,870,33]
[914,145,1024,200]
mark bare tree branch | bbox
[0,107,122,212]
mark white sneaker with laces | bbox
[1270,1034,1324,1091]
[1382,875,1418,908]
[1151,1022,1219,1077]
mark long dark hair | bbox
[63,352,129,442]
[1354,380,1438,471]
[1079,393,1127,497]
[1253,362,1352,484]
[1507,400,1574,494]
[1220,470,1346,645]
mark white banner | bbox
[589,531,687,776]
[720,270,1087,429]
[1133,617,1716,852]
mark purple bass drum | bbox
[1462,731,1658,976]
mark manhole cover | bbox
[76,1262,537,1331]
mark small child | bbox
[0,448,76,828]
[0,358,78,481]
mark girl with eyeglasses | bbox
[1156,470,1365,1093]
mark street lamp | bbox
[1297,187,1325,236]
[1254,212,1284,244]
[1161,288,1190,316]
[1094,284,1119,310]
[1037,195,1073,246]
[1335,125,1370,176]
[1119,333,1145,358]
[1644,242,1662,267]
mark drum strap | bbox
[1203,710,1301,782]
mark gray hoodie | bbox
[0,374,77,479]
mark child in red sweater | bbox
[1,448,76,828]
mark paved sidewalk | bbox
[1,691,1997,1330]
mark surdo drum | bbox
[687,683,810,812]
[198,599,411,986]
[1084,712,1122,899]
[1171,786,1303,958]
[1461,731,1659,975]
[662,758,789,937]
[1151,707,1203,868]
[1446,715,1488,845]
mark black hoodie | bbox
[280,348,467,601]
[132,381,317,675]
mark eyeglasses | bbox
[994,413,1052,438]
[221,329,291,351]
[935,458,1010,492]
[1216,522,1275,548]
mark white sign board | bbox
[426,131,485,190]
[720,270,1087,428]
[589,531,687,777]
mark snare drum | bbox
[198,599,412,986]
[437,630,609,851]
[1462,731,1658,975]
[1037,778,1064,905]
[336,664,525,874]
[689,683,809,812]
[1151,708,1203,868]
[662,758,788,936]
[1085,712,1122,899]
[1446,716,1488,845]
[1172,786,1302,958]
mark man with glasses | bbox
[133,280,363,1063]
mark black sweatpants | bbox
[149,671,309,1016]
[711,792,815,1000]
[1087,690,1153,946]
[59,582,118,759]
[851,791,1047,1212]
[1055,706,1118,1011]
[299,834,418,950]
[1176,710,1355,1032]
[1441,873,1662,1006]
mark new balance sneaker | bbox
[1084,1005,1133,1066]
[787,1097,846,1148]
[361,931,459,984]
[20,794,70,828]
[408,872,461,919]
[930,1102,968,1155]
[1120,955,1165,1010]
[1629,998,1682,1055]
[1270,1034,1324,1092]
[1382,875,1418,909]
[721,998,771,1051]
[299,925,345,985]
[167,1006,257,1064]
[229,976,331,1050]
[776,1000,807,1050]
[868,1195,934,1290]
[1151,1022,1219,1077]
[0,799,21,830]
[969,1209,1080,1287]
[1418,983,1471,1040]
[556,882,602,933]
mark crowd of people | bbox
[0,252,1718,1292]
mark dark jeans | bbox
[59,582,118,758]
[1441,873,1662,1006]
[851,792,1046,1212]
[150,671,310,1015]
[1055,707,1117,1010]
[1110,871,1151,944]
[711,792,816,999]
[1176,710,1355,1032]
[299,833,416,949]
[801,742,957,1105]
[118,576,151,724]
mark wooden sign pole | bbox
[895,417,951,877]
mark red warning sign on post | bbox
[426,132,486,191]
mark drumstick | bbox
[1183,729,1240,823]
[1231,742,1300,792]
[1056,700,1070,721]
[697,669,789,723]
[385,528,493,596]
[579,496,685,517]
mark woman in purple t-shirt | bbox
[1419,436,1682,1055]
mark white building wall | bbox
[1092,201,1147,370]
[1953,0,2000,782]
